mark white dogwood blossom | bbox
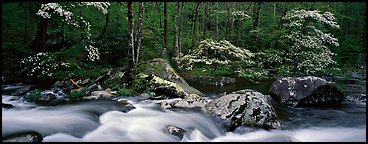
[175,39,254,70]
[36,2,110,62]
[282,9,340,73]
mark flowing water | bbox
[2,83,366,142]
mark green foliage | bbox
[117,88,134,96]
[255,49,289,69]
[133,74,152,93]
[26,90,42,102]
[275,65,293,76]
[236,68,270,80]
[68,91,85,99]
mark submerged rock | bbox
[164,125,187,140]
[269,76,344,107]
[2,103,14,108]
[2,131,43,142]
[203,89,280,131]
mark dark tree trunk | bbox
[173,2,179,57]
[203,2,209,40]
[127,2,135,65]
[178,2,185,57]
[191,2,200,48]
[225,2,230,39]
[253,2,262,49]
[136,2,144,64]
[31,16,48,52]
[97,7,110,42]
[164,2,168,52]
[215,2,219,40]
[231,2,235,33]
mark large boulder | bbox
[203,89,280,131]
[136,58,203,98]
[174,94,208,108]
[269,76,344,107]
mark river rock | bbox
[53,81,64,87]
[269,76,344,107]
[11,85,32,96]
[136,58,203,98]
[174,94,207,108]
[203,89,280,130]
[2,103,14,108]
[81,79,90,85]
[160,101,172,109]
[2,131,43,142]
[91,91,113,98]
[164,125,187,140]
[34,88,66,105]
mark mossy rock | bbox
[136,58,203,97]
[136,58,188,85]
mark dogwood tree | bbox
[282,9,340,74]
[36,2,110,62]
[175,39,254,71]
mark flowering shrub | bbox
[36,2,110,62]
[255,49,290,69]
[175,39,254,71]
[20,52,70,79]
[282,9,340,74]
[232,11,252,20]
[235,68,269,80]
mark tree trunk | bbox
[127,2,135,65]
[237,2,242,46]
[178,2,185,57]
[173,2,179,57]
[20,3,28,44]
[203,2,209,40]
[136,2,144,64]
[225,2,230,39]
[191,2,200,48]
[253,2,261,49]
[164,2,168,52]
[215,2,219,40]
[96,7,110,42]
[31,16,48,52]
[231,2,235,33]
[156,2,162,35]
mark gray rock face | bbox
[203,89,280,130]
[174,94,207,108]
[2,131,43,142]
[269,76,344,107]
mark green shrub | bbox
[117,88,134,96]
[236,68,270,80]
[26,90,42,102]
[68,91,85,99]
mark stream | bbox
[2,79,366,142]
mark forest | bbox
[2,2,366,142]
